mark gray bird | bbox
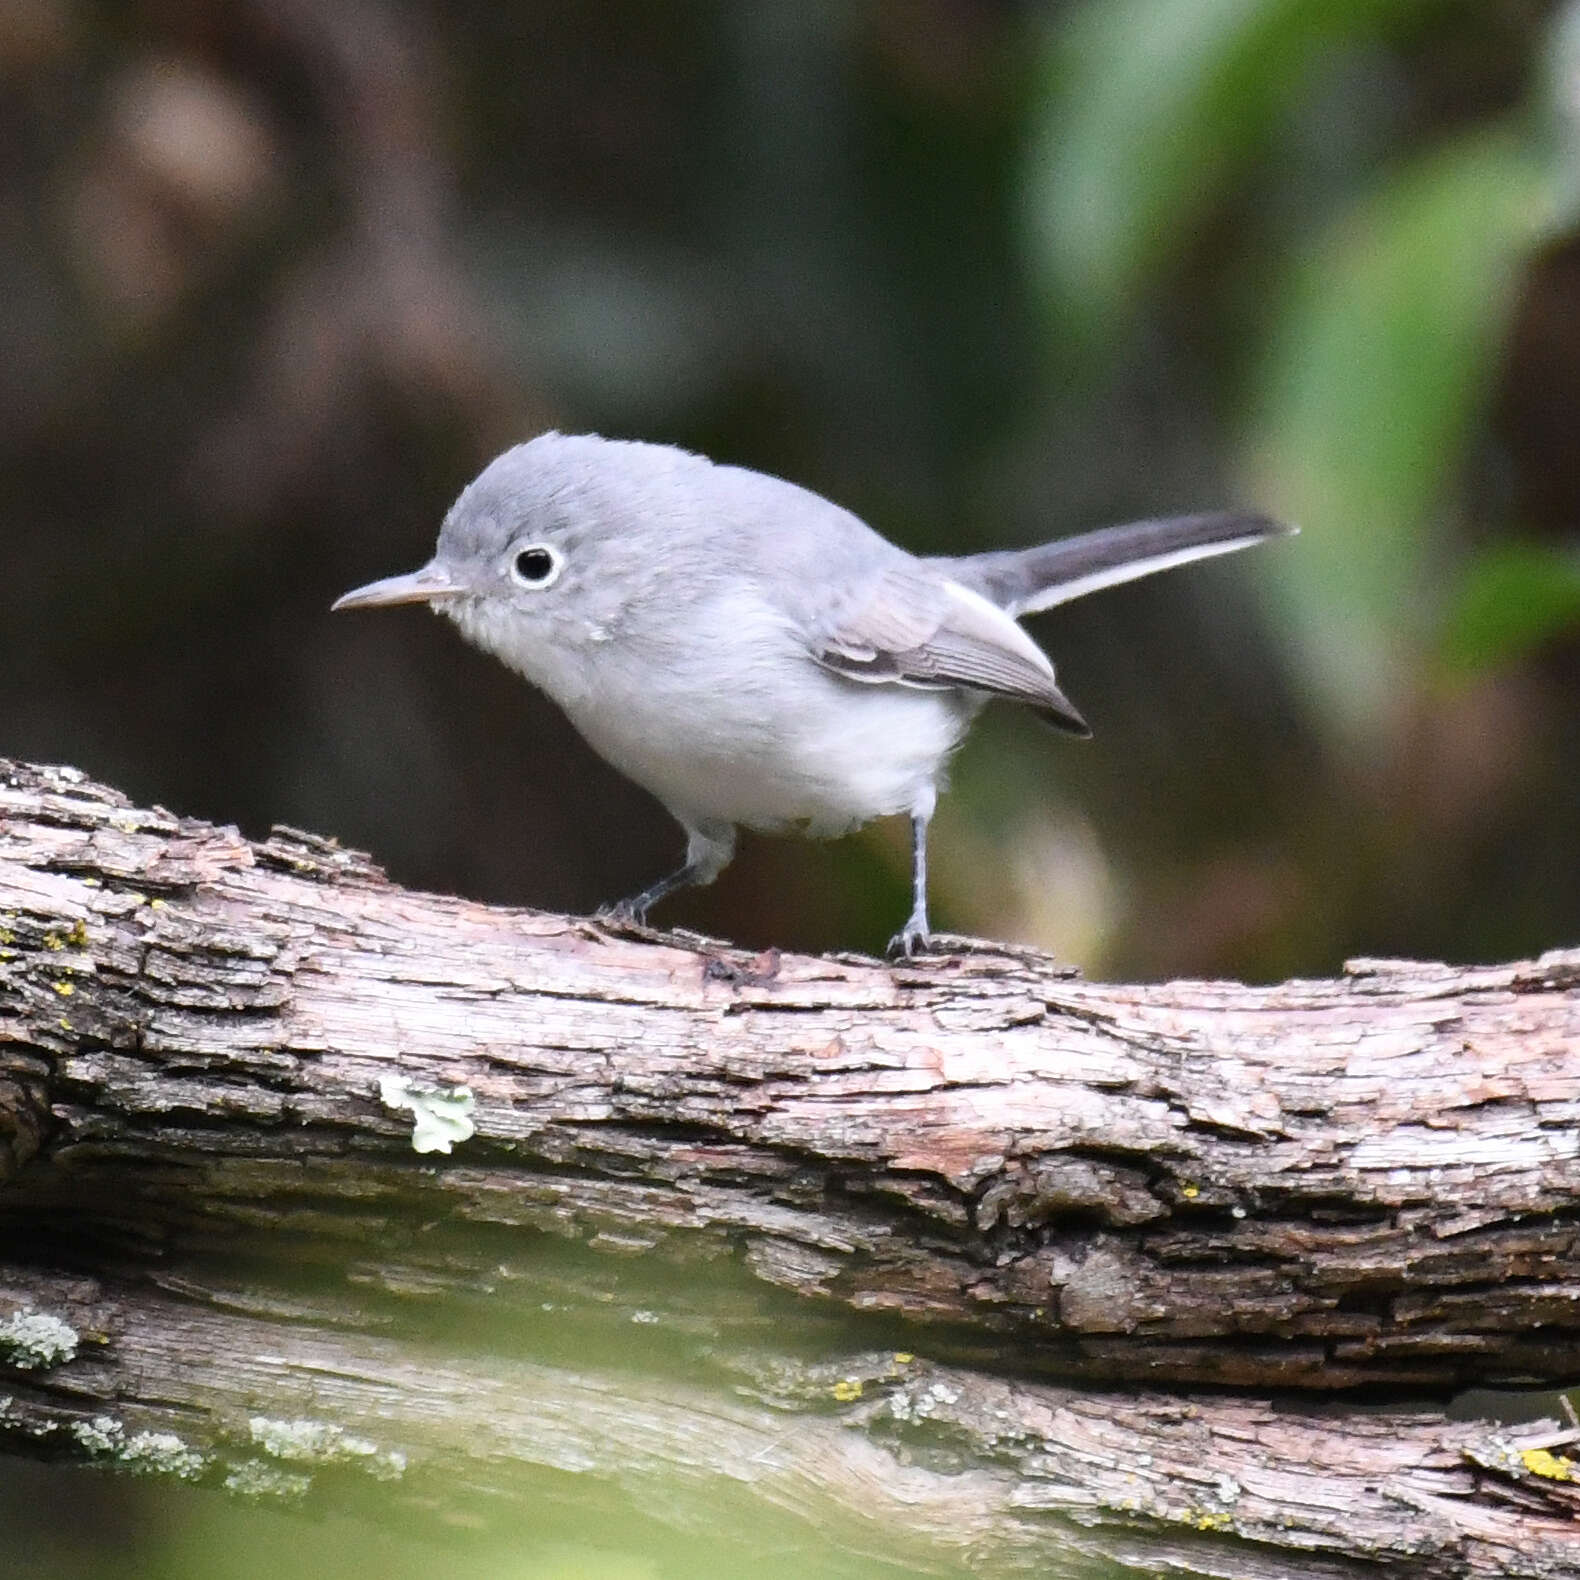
[334,432,1290,955]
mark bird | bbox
[333,432,1291,955]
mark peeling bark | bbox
[3,759,1577,1389]
[2,758,1580,1576]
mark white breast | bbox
[449,587,975,836]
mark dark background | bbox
[3,1,1578,971]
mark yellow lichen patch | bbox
[69,919,89,947]
[1191,1510,1233,1531]
[59,1017,72,1032]
[892,1353,914,1365]
[1180,1183,1200,1199]
[1521,1448,1576,1481]
[149,899,167,911]
[52,981,73,997]
[43,932,63,951]
[831,1378,863,1402]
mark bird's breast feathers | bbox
[452,583,973,834]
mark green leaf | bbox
[1537,0,1580,228]
[1241,125,1551,741]
[1023,0,1425,340]
[1440,542,1580,673]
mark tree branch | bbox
[3,757,1580,1576]
[2,1259,1578,1579]
[3,758,1577,1389]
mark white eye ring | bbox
[510,543,564,589]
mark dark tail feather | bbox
[931,512,1294,617]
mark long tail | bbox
[930,512,1293,618]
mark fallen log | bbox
[2,1259,1577,1580]
[2,757,1579,1575]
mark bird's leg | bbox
[603,822,736,926]
[887,795,935,958]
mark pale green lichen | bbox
[887,1378,965,1425]
[70,1416,122,1454]
[249,1416,406,1479]
[120,1431,207,1479]
[0,1395,57,1439]
[225,1459,314,1499]
[377,1075,476,1155]
[68,1416,205,1478]
[0,1309,79,1370]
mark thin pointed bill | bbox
[331,561,464,612]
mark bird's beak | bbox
[332,560,464,612]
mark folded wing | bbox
[810,567,1090,735]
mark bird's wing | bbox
[809,566,1090,735]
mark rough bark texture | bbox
[2,758,1580,1577]
[2,1258,1579,1580]
[3,759,1577,1389]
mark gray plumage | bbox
[334,431,1292,954]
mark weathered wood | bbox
[2,1258,1578,1579]
[2,759,1578,1391]
[4,757,1580,1575]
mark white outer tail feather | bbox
[1010,531,1283,617]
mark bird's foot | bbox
[596,897,648,927]
[592,897,665,943]
[593,906,742,959]
[886,914,935,960]
[886,930,1083,972]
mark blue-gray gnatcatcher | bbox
[334,432,1291,954]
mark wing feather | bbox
[812,570,1090,735]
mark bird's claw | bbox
[594,898,658,939]
[886,918,934,959]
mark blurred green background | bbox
[4,0,1580,1571]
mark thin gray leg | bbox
[604,822,736,925]
[887,800,934,958]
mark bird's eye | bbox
[511,544,563,588]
